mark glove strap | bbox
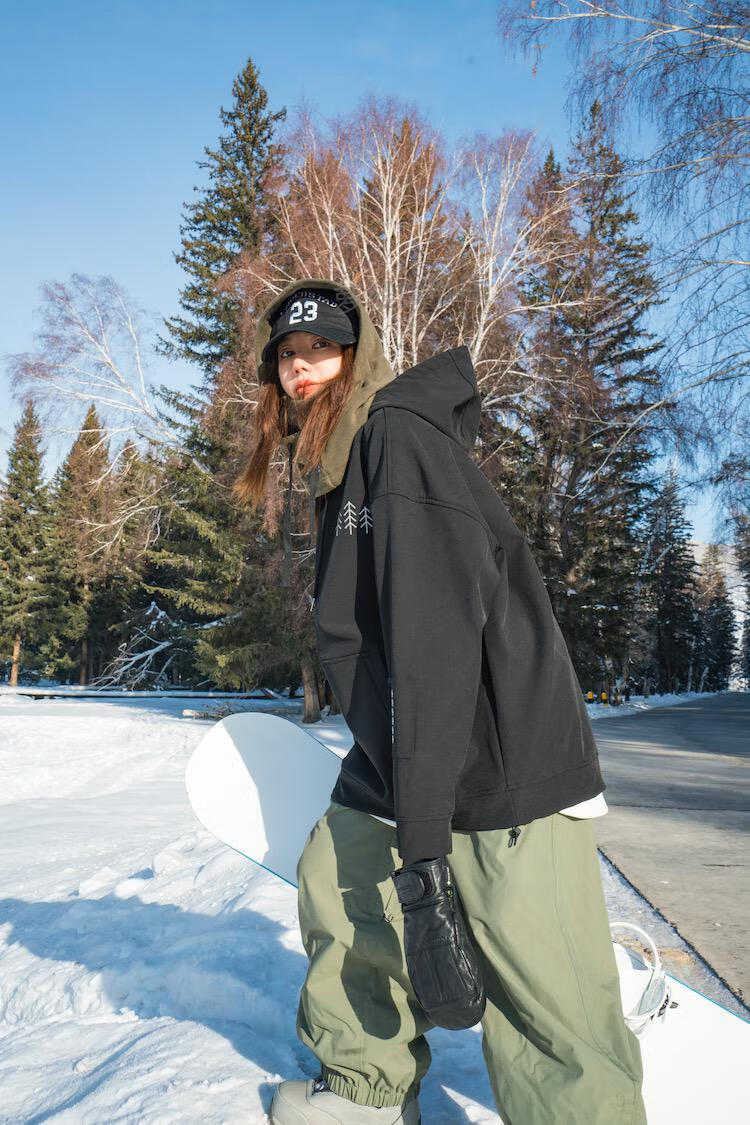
[392,858,450,906]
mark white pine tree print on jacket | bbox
[336,500,372,536]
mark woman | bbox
[235,278,646,1125]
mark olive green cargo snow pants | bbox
[296,802,647,1125]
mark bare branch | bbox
[8,274,184,454]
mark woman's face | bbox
[276,331,344,402]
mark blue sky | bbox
[0,0,719,538]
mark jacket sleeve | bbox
[369,486,498,863]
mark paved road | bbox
[592,692,750,1006]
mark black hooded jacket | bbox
[310,343,605,864]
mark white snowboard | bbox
[185,712,342,886]
[185,712,750,1124]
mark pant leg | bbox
[450,812,647,1125]
[296,801,432,1109]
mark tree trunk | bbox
[9,632,21,687]
[300,655,322,724]
[80,635,89,686]
[326,677,340,715]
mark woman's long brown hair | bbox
[232,342,357,513]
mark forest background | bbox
[1,1,748,717]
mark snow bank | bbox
[584,688,722,722]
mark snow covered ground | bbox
[0,688,744,1123]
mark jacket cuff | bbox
[397,817,453,864]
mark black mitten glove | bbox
[391,856,486,1030]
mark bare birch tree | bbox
[7,273,193,558]
[9,274,181,453]
[230,96,574,443]
[453,129,580,400]
[234,97,470,374]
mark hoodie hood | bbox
[367,345,481,453]
[255,277,397,498]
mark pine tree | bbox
[37,405,112,684]
[564,103,662,684]
[515,110,663,688]
[85,440,155,681]
[135,390,248,687]
[92,441,183,687]
[490,150,575,552]
[643,470,700,694]
[143,59,299,691]
[157,57,286,386]
[139,394,318,694]
[190,530,291,692]
[694,545,737,691]
[0,401,48,685]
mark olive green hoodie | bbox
[254,277,397,499]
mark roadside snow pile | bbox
[584,688,719,722]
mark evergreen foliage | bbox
[511,104,663,686]
[36,405,112,683]
[139,389,246,685]
[143,58,299,691]
[138,390,307,692]
[642,469,700,694]
[0,401,49,684]
[157,58,286,386]
[87,441,155,682]
[693,545,736,692]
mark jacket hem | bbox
[332,757,605,837]
[330,772,396,821]
[452,757,605,830]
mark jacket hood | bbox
[367,345,481,453]
[254,277,397,498]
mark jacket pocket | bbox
[322,649,392,750]
[342,874,399,925]
[458,662,508,796]
[459,738,507,797]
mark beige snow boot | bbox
[269,1077,420,1124]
